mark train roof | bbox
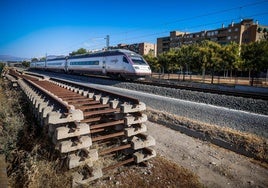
[46,57,66,61]
[41,49,141,61]
[68,49,140,59]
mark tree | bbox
[166,49,180,74]
[31,58,39,62]
[157,52,169,74]
[241,40,268,85]
[221,42,241,78]
[195,41,211,82]
[22,61,30,67]
[196,40,222,83]
[179,44,197,81]
[69,48,87,56]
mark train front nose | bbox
[133,65,151,74]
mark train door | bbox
[102,57,107,75]
[123,56,131,73]
[64,58,68,72]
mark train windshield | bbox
[130,56,148,65]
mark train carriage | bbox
[46,57,66,71]
[30,49,151,80]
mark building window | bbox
[234,36,238,39]
[228,29,232,32]
[235,28,239,32]
[227,36,231,40]
[214,31,218,34]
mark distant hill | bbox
[0,55,28,62]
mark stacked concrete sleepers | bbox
[48,79,156,187]
[7,70,156,187]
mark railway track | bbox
[4,69,156,186]
[74,73,268,100]
[136,80,268,100]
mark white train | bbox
[30,49,151,80]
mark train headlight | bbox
[134,66,140,69]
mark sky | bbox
[0,0,268,58]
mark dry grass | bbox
[0,78,71,187]
[146,107,268,163]
[0,79,24,159]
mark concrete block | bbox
[109,99,119,109]
[42,106,54,120]
[37,102,49,120]
[46,109,84,125]
[120,102,146,113]
[77,89,83,94]
[124,124,147,137]
[130,133,156,150]
[82,91,89,97]
[100,97,109,104]
[34,98,44,109]
[124,114,147,126]
[133,147,156,163]
[68,109,84,121]
[37,102,49,114]
[54,123,90,140]
[72,165,103,187]
[87,92,94,99]
[67,149,98,169]
[94,94,101,101]
[59,135,92,153]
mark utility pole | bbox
[105,35,110,50]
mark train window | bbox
[131,56,148,65]
[123,57,129,64]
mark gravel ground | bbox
[146,121,268,188]
[113,82,268,115]
[39,72,268,115]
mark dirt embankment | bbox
[146,107,268,163]
[146,121,268,188]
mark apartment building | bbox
[157,19,268,55]
[111,42,157,56]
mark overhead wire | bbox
[54,0,268,55]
